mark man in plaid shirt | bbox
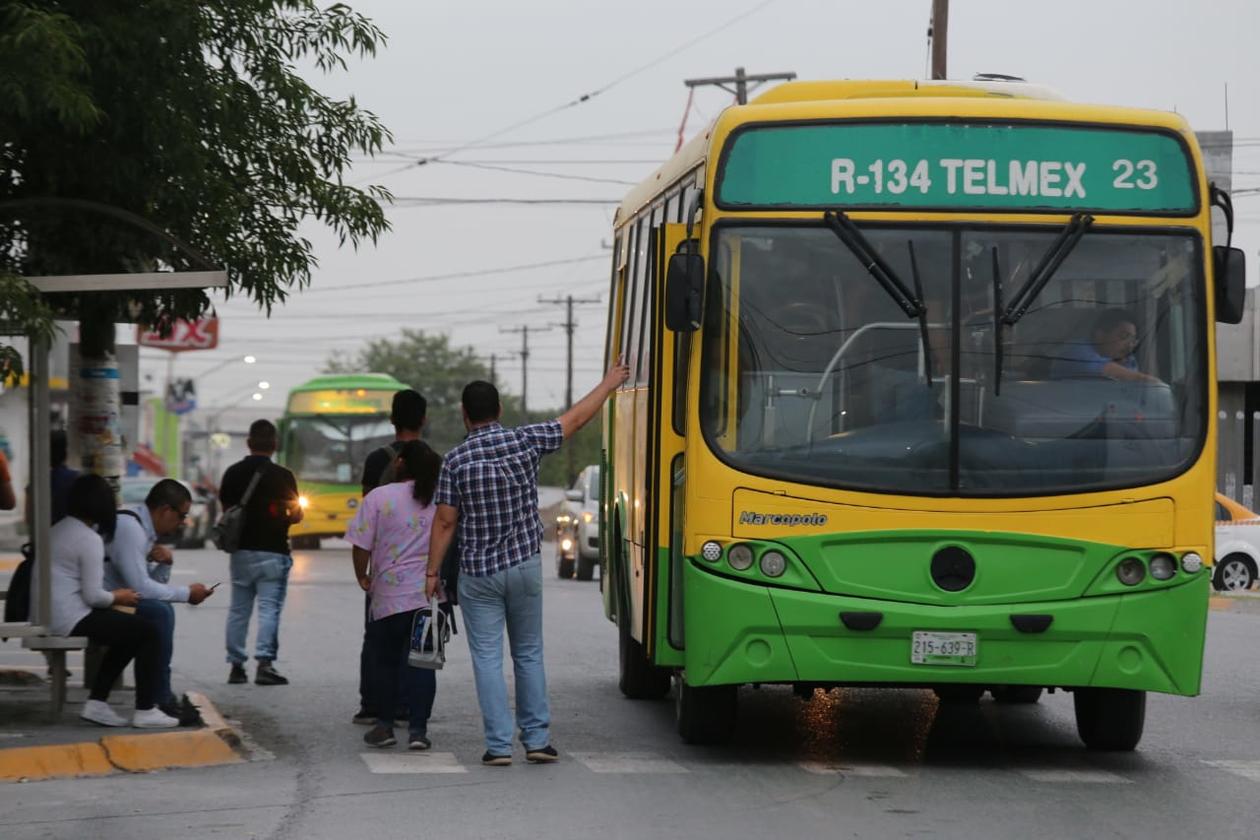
[427,360,628,766]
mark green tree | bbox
[327,329,604,487]
[1,0,391,482]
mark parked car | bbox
[1214,492,1260,592]
[119,476,212,549]
[555,465,600,581]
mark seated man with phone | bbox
[104,479,215,724]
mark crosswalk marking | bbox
[1019,769,1130,784]
[360,752,467,774]
[1201,760,1260,782]
[799,761,908,777]
[570,752,689,774]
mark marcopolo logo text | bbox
[739,511,829,527]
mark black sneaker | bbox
[352,708,377,725]
[159,695,204,727]
[481,751,512,766]
[255,662,289,686]
[525,745,559,764]
[408,734,432,751]
[363,725,396,748]
[228,664,248,684]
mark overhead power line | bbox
[436,160,637,186]
[303,254,606,294]
[390,197,620,207]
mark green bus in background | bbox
[278,373,409,549]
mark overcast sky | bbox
[140,0,1260,417]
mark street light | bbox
[258,381,271,390]
[251,392,263,401]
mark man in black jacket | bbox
[219,420,302,686]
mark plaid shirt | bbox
[435,420,564,577]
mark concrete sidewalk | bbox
[0,675,247,783]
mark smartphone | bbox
[208,581,223,592]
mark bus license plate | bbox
[911,632,978,666]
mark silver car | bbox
[556,465,600,581]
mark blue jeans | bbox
[226,550,292,665]
[135,599,175,704]
[458,554,549,754]
[368,608,436,737]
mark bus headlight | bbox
[1149,553,1176,581]
[727,543,754,571]
[1181,552,1204,573]
[759,550,787,577]
[1116,556,1146,586]
[701,541,722,562]
[298,495,310,509]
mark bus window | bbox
[627,215,651,382]
[608,232,628,366]
[638,205,665,385]
[619,223,639,379]
[666,191,681,225]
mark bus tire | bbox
[1074,688,1145,751]
[557,553,575,579]
[992,686,1043,704]
[617,604,671,700]
[676,676,737,745]
[576,555,596,581]
[934,685,984,704]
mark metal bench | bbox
[19,635,89,719]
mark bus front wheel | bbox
[676,677,737,745]
[1073,688,1145,751]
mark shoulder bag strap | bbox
[239,468,266,507]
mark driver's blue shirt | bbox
[1050,342,1137,379]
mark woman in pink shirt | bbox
[346,440,443,749]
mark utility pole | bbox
[499,324,551,418]
[684,66,796,105]
[489,353,497,388]
[540,293,601,484]
[930,0,949,80]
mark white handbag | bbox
[408,606,449,670]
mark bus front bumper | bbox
[681,561,1209,696]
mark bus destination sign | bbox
[717,122,1196,213]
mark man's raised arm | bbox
[557,360,630,440]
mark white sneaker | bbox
[131,706,180,729]
[80,699,128,727]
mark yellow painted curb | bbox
[1209,596,1234,611]
[0,742,114,782]
[101,729,241,772]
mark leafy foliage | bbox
[327,330,602,487]
[0,0,392,362]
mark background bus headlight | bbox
[701,541,722,562]
[1181,552,1204,573]
[1149,553,1176,581]
[759,550,787,577]
[298,495,310,509]
[727,543,754,571]
[1116,556,1146,586]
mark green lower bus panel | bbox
[681,559,1208,696]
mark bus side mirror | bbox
[665,252,704,332]
[1215,245,1246,325]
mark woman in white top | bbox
[49,474,177,728]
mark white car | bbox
[1214,493,1260,592]
[555,465,600,581]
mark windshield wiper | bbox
[1001,213,1094,325]
[906,240,933,387]
[991,247,1003,396]
[823,211,924,318]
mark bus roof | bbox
[615,78,1189,222]
[288,373,410,394]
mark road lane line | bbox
[799,761,908,777]
[1019,769,1130,783]
[360,752,468,774]
[571,752,689,773]
[1202,760,1260,781]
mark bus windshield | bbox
[284,414,394,485]
[700,223,1206,496]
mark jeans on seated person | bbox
[226,550,292,665]
[458,554,548,755]
[135,598,175,705]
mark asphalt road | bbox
[3,541,1260,840]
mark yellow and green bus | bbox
[601,78,1246,750]
[278,373,409,549]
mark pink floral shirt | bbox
[345,480,440,621]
